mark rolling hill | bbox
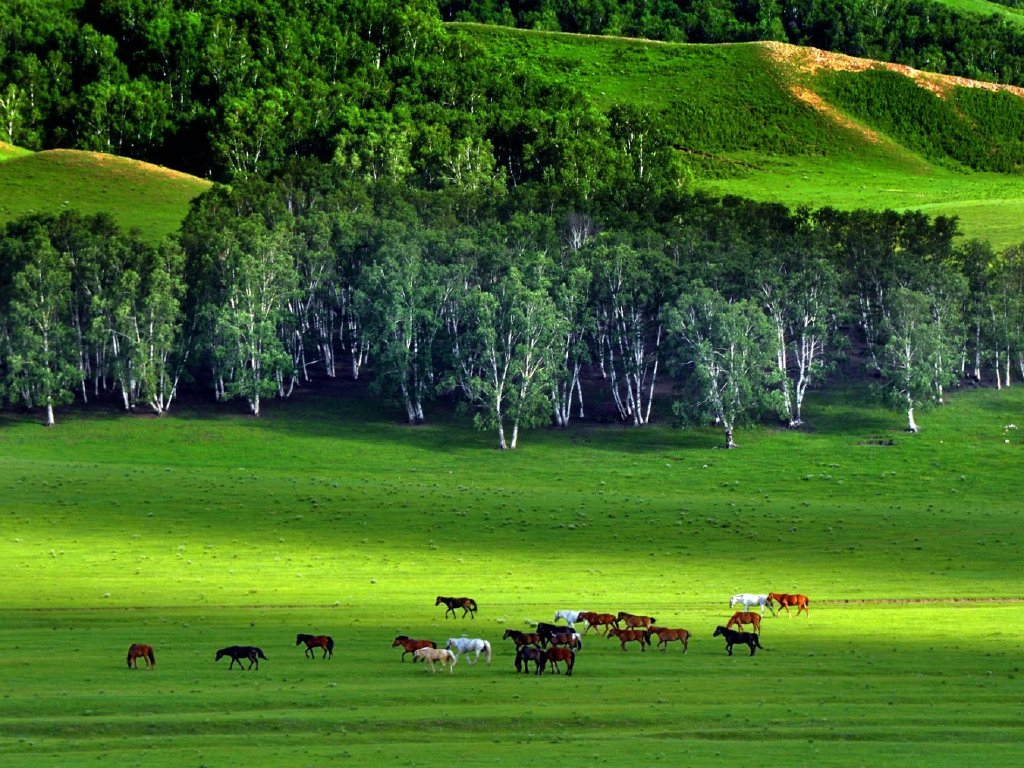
[0,147,211,244]
[459,24,1024,249]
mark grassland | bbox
[0,382,1021,766]
[460,24,1024,249]
[0,148,211,244]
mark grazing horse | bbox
[503,629,543,647]
[730,593,775,615]
[215,646,267,670]
[553,610,583,627]
[768,592,810,617]
[713,626,764,656]
[295,633,334,659]
[618,612,657,630]
[435,595,478,619]
[392,635,436,662]
[514,646,546,674]
[126,643,155,669]
[648,627,690,653]
[413,647,457,673]
[445,637,492,665]
[726,611,762,634]
[578,612,618,636]
[540,647,576,676]
[607,627,650,652]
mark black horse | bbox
[514,646,546,674]
[215,645,268,669]
[713,626,764,656]
[435,595,477,619]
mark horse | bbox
[553,610,583,627]
[514,646,546,674]
[445,637,492,665]
[126,643,155,669]
[545,631,583,651]
[295,633,334,659]
[215,645,267,670]
[435,595,478,619]
[578,612,618,636]
[729,593,776,615]
[502,629,543,647]
[535,622,583,649]
[413,646,457,673]
[648,627,690,653]
[392,635,437,662]
[607,627,650,652]
[726,611,762,634]
[618,612,657,630]
[767,592,810,617]
[713,626,764,656]
[540,647,575,676]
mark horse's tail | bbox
[483,640,492,664]
[147,648,156,667]
[565,651,575,676]
[326,637,335,653]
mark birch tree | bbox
[665,284,783,449]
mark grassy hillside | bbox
[0,385,1020,766]
[932,0,1024,25]
[460,24,1024,248]
[0,148,211,244]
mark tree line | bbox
[2,170,1022,446]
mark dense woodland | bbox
[1,1,1023,445]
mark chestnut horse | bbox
[503,629,543,647]
[413,646,457,673]
[540,647,575,676]
[608,627,650,651]
[127,643,155,669]
[726,611,762,633]
[713,626,764,656]
[618,612,657,630]
[648,627,690,652]
[767,592,810,617]
[577,612,618,636]
[296,633,334,659]
[392,635,437,662]
[435,595,478,619]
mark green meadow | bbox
[0,384,1021,766]
[460,24,1024,249]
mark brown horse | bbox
[726,611,762,633]
[648,627,690,652]
[127,643,155,669]
[618,612,657,630]
[392,635,437,662]
[579,612,618,636]
[541,647,575,676]
[435,595,478,619]
[413,646,457,673]
[767,592,810,617]
[607,627,650,651]
[503,629,543,647]
[296,633,334,659]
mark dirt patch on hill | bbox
[39,149,211,186]
[762,41,1024,100]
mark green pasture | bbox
[0,384,1021,766]
[0,149,210,245]
[459,24,1024,249]
[931,0,1024,25]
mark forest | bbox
[1,1,1022,446]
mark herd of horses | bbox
[126,591,810,674]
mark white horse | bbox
[729,593,776,615]
[553,610,584,627]
[413,646,458,673]
[445,637,492,665]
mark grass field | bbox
[0,148,211,245]
[0,383,1021,766]
[459,25,1024,249]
